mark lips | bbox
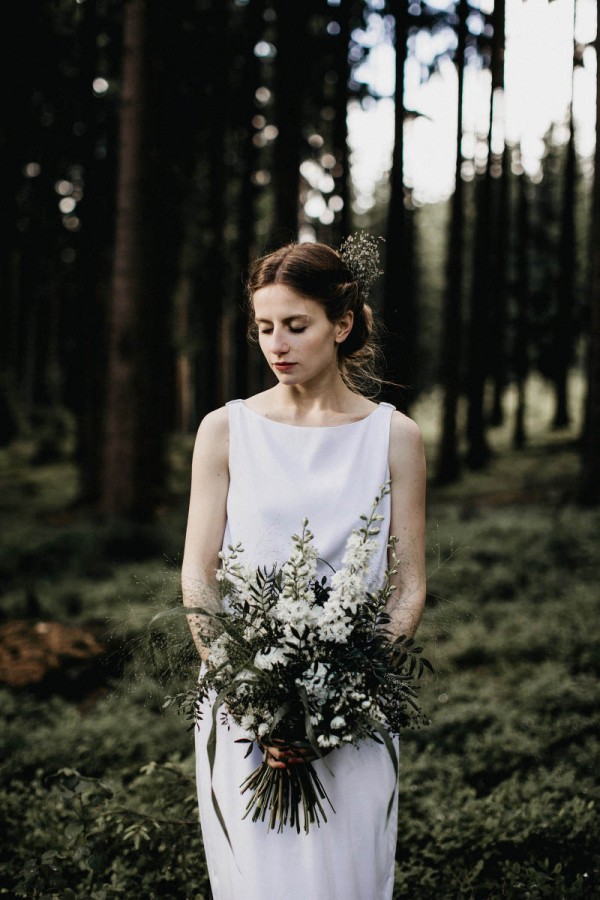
[273,362,296,371]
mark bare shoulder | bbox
[243,388,276,415]
[389,409,423,447]
[388,410,425,477]
[197,405,229,437]
[193,406,229,466]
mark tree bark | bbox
[73,0,110,502]
[193,0,230,419]
[552,101,577,428]
[0,4,29,444]
[331,0,352,242]
[466,0,505,467]
[513,161,530,451]
[579,29,600,503]
[382,0,416,412]
[233,0,264,399]
[489,141,510,427]
[100,0,166,518]
[436,0,468,483]
[271,0,307,243]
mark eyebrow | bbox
[254,314,310,324]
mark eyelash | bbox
[259,326,306,335]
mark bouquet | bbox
[192,486,430,835]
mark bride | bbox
[182,237,426,900]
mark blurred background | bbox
[1,0,599,897]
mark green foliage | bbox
[7,763,209,899]
[0,689,205,896]
[391,475,600,899]
[1,443,599,896]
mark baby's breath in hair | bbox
[338,233,384,299]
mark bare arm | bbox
[384,412,427,641]
[181,408,230,660]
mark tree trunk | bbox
[436,0,468,483]
[271,0,307,243]
[579,28,600,503]
[465,136,493,469]
[382,0,415,412]
[0,0,51,444]
[233,0,264,399]
[489,141,510,427]
[100,0,166,518]
[513,160,530,451]
[552,107,577,428]
[192,0,230,419]
[73,0,109,502]
[466,0,505,467]
[0,5,29,444]
[331,0,352,243]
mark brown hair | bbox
[246,242,383,397]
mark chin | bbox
[274,373,300,384]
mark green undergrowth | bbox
[0,437,598,897]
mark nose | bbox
[271,328,289,356]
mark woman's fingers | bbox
[263,745,287,768]
[259,741,287,768]
[260,741,317,767]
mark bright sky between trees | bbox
[348,0,598,210]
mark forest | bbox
[1,0,599,897]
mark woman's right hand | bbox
[259,738,317,768]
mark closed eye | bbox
[258,325,306,335]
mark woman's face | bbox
[252,284,353,388]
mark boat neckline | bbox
[238,399,387,429]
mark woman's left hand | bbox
[259,738,317,768]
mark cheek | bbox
[257,337,270,360]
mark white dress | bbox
[195,399,398,900]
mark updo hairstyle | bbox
[246,242,383,397]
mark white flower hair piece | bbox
[338,232,384,299]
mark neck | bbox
[272,374,358,414]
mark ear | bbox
[334,310,354,344]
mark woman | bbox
[182,238,426,900]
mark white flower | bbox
[223,563,263,606]
[329,569,365,613]
[341,533,378,570]
[330,716,346,730]
[279,541,318,596]
[331,568,363,593]
[313,561,368,641]
[298,662,334,702]
[258,722,270,738]
[317,734,341,749]
[241,714,256,731]
[271,590,320,641]
[207,635,230,668]
[316,615,351,643]
[254,647,288,670]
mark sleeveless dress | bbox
[195,399,398,900]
